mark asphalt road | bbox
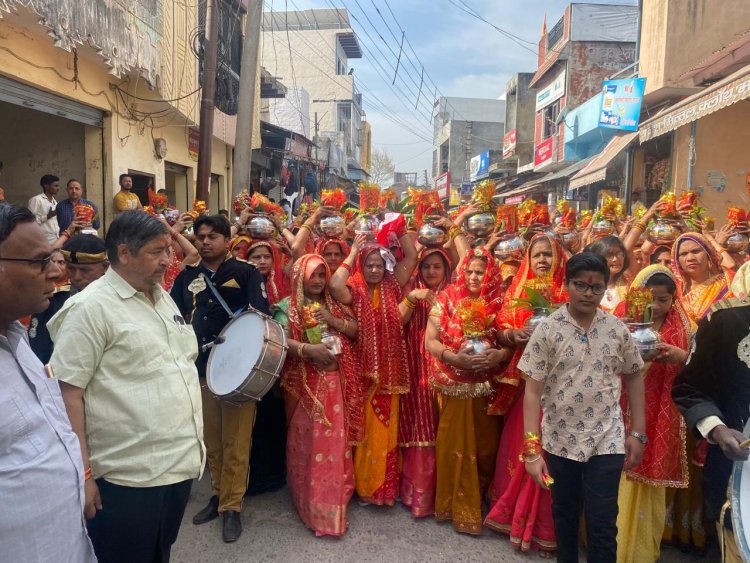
[171,475,712,562]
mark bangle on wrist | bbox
[84,466,93,481]
[300,223,313,234]
[522,454,542,464]
[298,343,306,359]
[439,348,448,363]
[402,296,417,309]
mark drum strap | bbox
[199,266,239,319]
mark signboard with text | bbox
[536,68,566,112]
[534,137,556,170]
[598,77,646,131]
[469,150,490,181]
[188,128,200,161]
[502,129,517,158]
[434,171,451,200]
[505,194,527,204]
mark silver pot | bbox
[462,335,493,356]
[494,234,526,261]
[246,216,276,239]
[465,212,496,238]
[559,230,581,252]
[647,218,680,245]
[592,218,615,236]
[523,308,548,336]
[726,232,749,253]
[417,223,448,248]
[353,214,381,237]
[626,322,661,360]
[319,215,345,239]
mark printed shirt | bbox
[518,305,643,462]
[0,322,95,562]
[56,198,101,233]
[113,190,140,212]
[48,268,205,487]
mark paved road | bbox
[172,476,711,562]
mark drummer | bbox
[171,214,269,543]
[673,297,750,562]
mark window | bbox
[547,16,564,50]
[543,100,560,140]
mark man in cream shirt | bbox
[50,210,205,563]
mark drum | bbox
[731,418,750,561]
[206,310,288,404]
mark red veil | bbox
[490,234,568,415]
[247,240,291,306]
[314,237,351,258]
[430,247,505,396]
[348,243,410,394]
[281,254,371,444]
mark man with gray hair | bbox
[49,210,205,563]
[0,204,95,562]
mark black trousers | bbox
[87,478,192,563]
[546,453,624,563]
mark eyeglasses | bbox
[605,252,625,260]
[0,254,57,272]
[570,280,607,295]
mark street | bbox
[172,475,708,563]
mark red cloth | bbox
[248,240,290,306]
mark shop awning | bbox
[639,63,750,142]
[569,131,638,190]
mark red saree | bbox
[247,240,291,306]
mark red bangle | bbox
[170,229,179,239]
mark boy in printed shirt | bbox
[520,252,646,563]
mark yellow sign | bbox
[449,186,461,206]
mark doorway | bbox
[127,169,156,206]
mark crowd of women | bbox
[157,184,749,561]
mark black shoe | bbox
[222,510,242,543]
[192,495,219,525]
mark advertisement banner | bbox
[449,186,461,206]
[598,77,646,131]
[469,150,490,181]
[534,137,556,170]
[503,129,517,158]
[188,128,200,161]
[536,68,566,112]
[434,172,451,200]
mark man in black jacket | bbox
[672,298,750,561]
[170,214,268,543]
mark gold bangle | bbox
[402,297,417,310]
[522,454,542,464]
[300,223,313,233]
[523,431,541,441]
[298,343,306,359]
[340,318,349,333]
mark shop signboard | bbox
[434,171,451,200]
[503,129,517,158]
[188,128,200,161]
[505,194,527,204]
[460,181,472,195]
[449,186,461,206]
[598,77,646,131]
[536,68,566,112]
[469,150,490,181]
[534,137,556,170]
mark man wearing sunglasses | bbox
[0,204,96,561]
[520,252,646,563]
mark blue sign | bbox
[598,77,646,131]
[469,150,490,181]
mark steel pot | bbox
[523,308,548,336]
[417,223,448,248]
[726,232,749,253]
[353,214,381,238]
[559,230,581,252]
[319,215,346,239]
[592,218,615,237]
[246,216,276,239]
[493,234,526,261]
[465,212,496,238]
[647,218,680,245]
[626,322,661,361]
[461,335,493,356]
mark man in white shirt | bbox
[27,174,60,245]
[0,204,96,562]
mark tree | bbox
[369,148,396,186]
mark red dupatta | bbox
[430,247,505,397]
[349,243,410,394]
[490,234,568,415]
[248,240,291,306]
[314,238,351,258]
[281,254,371,444]
[615,265,693,486]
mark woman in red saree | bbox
[613,265,692,562]
[328,231,418,506]
[247,240,291,306]
[274,254,369,536]
[424,247,510,534]
[397,247,453,518]
[484,233,568,555]
[315,238,350,273]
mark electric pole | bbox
[196,0,220,202]
[231,0,263,197]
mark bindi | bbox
[587,275,593,285]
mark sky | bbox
[267,0,637,181]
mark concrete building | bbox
[529,3,638,173]
[0,0,264,223]
[432,96,505,194]
[261,9,368,185]
[502,73,537,172]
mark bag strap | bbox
[198,264,238,319]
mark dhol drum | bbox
[731,418,750,562]
[206,310,288,404]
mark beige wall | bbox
[640,0,750,94]
[670,102,750,219]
